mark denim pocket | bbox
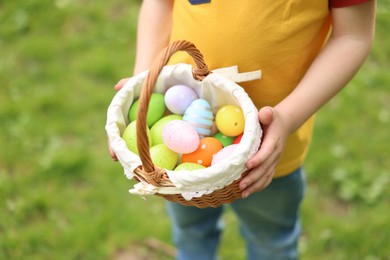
[188,0,210,5]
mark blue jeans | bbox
[166,167,305,260]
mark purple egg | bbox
[164,85,198,115]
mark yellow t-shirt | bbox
[169,0,332,177]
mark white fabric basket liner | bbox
[106,63,262,200]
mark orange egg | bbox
[181,137,223,167]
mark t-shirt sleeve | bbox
[330,0,372,8]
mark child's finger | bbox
[107,138,118,161]
[114,78,130,91]
[241,168,275,198]
[246,134,277,169]
[245,106,275,169]
[259,106,274,126]
[241,148,278,189]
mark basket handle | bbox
[136,40,210,173]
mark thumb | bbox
[259,106,274,126]
[114,78,130,92]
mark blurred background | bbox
[0,0,389,259]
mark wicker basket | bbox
[106,40,261,208]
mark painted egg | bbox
[174,162,206,171]
[233,133,243,144]
[150,114,182,146]
[122,120,152,155]
[164,85,198,115]
[150,144,178,170]
[213,132,235,147]
[211,144,238,165]
[215,105,245,137]
[162,120,199,154]
[128,93,166,127]
[182,137,223,167]
[183,99,214,138]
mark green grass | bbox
[1,1,389,259]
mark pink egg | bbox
[211,144,238,165]
[164,85,198,115]
[162,120,200,154]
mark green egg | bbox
[122,120,152,155]
[128,93,166,127]
[150,144,178,170]
[150,114,182,146]
[213,132,236,147]
[175,162,206,171]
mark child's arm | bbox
[240,1,376,197]
[109,0,173,160]
[113,0,173,91]
[133,0,174,75]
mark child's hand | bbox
[114,78,130,91]
[108,78,130,161]
[108,137,118,161]
[239,106,289,198]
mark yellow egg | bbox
[215,105,245,137]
